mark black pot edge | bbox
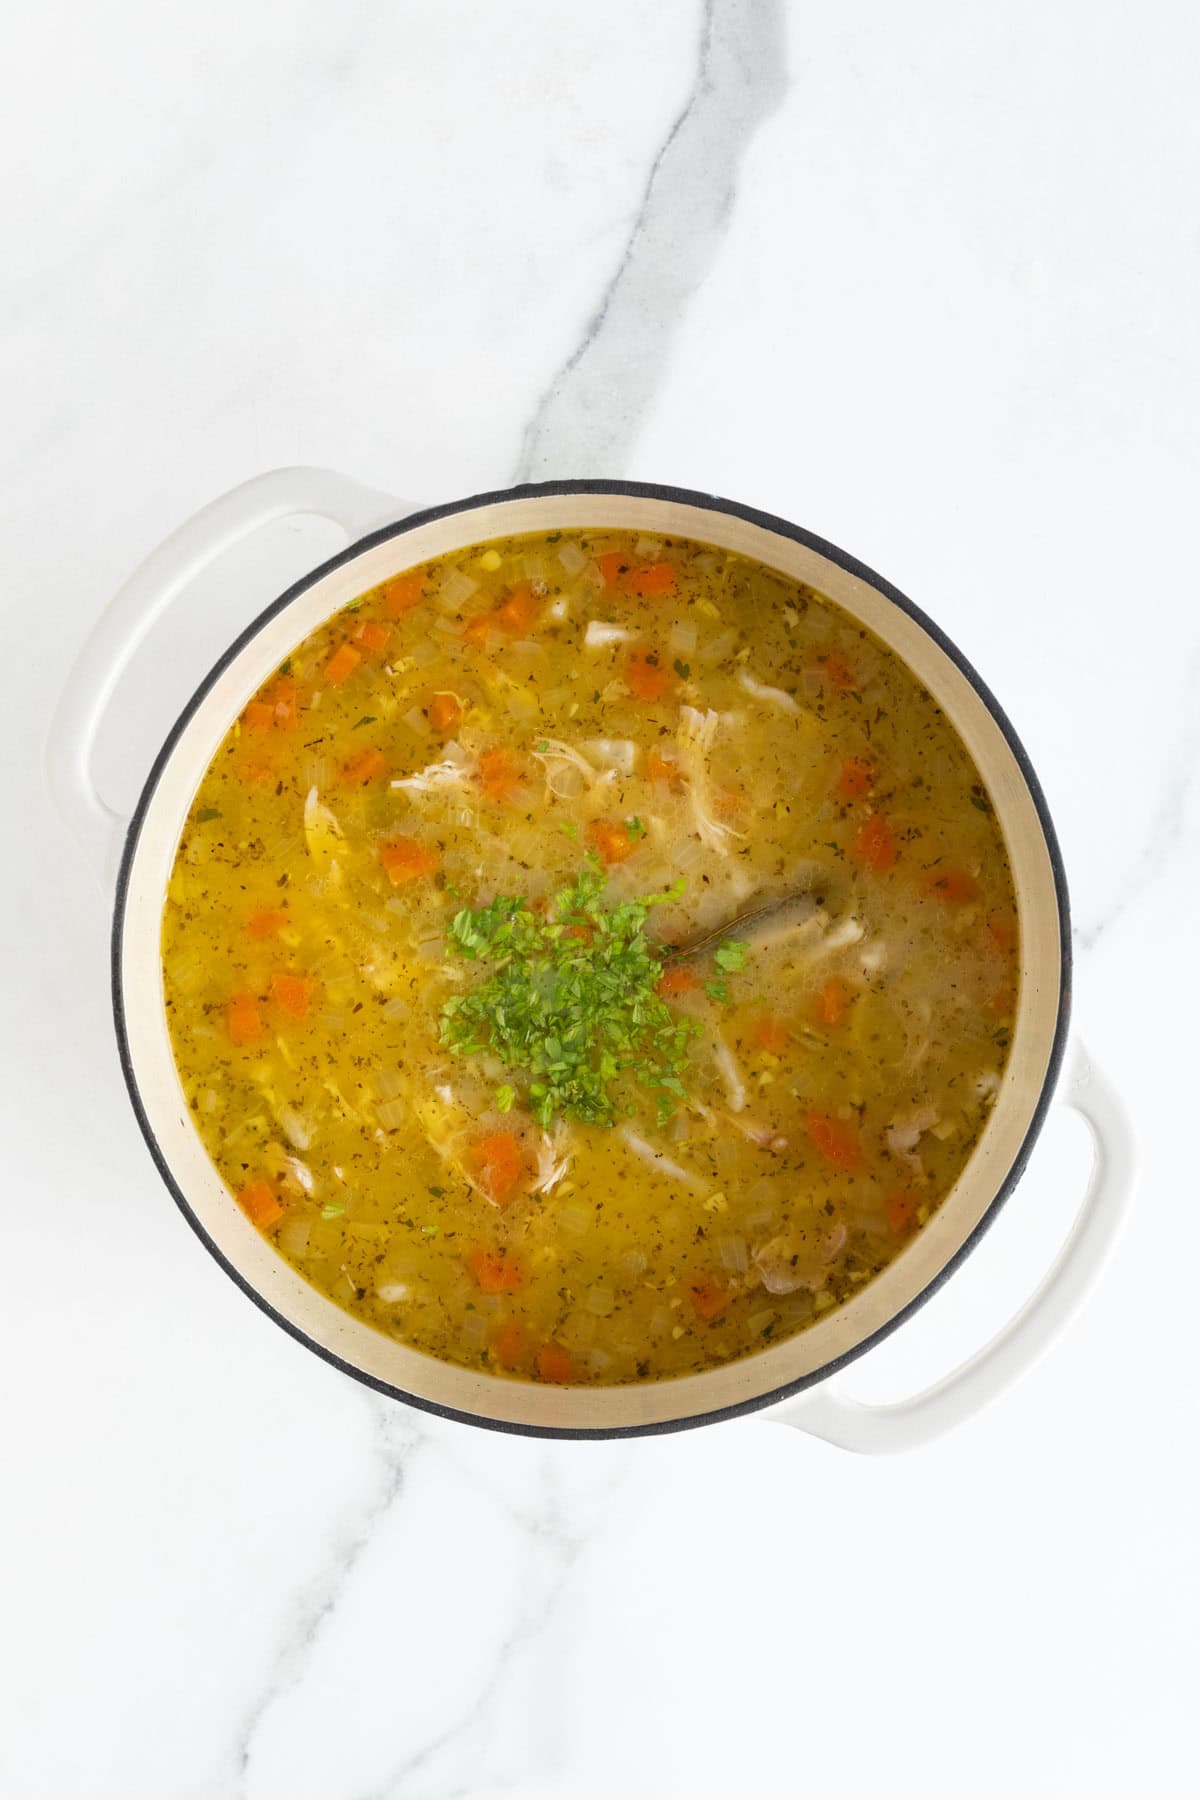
[111,477,1073,1442]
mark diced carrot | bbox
[238,1178,283,1228]
[621,561,676,599]
[646,748,682,789]
[805,1111,862,1171]
[470,1131,525,1208]
[267,676,299,730]
[658,963,699,998]
[243,701,275,735]
[624,646,672,702]
[380,836,440,884]
[835,757,873,801]
[823,654,856,694]
[536,1342,575,1383]
[239,754,277,786]
[477,746,522,804]
[428,691,463,734]
[352,620,391,656]
[924,868,980,903]
[490,1319,529,1369]
[246,907,288,940]
[226,991,264,1047]
[463,612,494,649]
[382,573,426,616]
[270,972,313,1020]
[341,747,386,785]
[596,550,631,588]
[466,1247,524,1294]
[754,1015,790,1053]
[688,1277,729,1321]
[988,915,1016,953]
[989,986,1012,1015]
[495,581,538,634]
[850,813,897,873]
[587,819,635,865]
[324,643,361,686]
[814,977,853,1028]
[885,1191,918,1235]
[715,788,745,822]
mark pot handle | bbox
[764,1040,1133,1452]
[46,466,405,893]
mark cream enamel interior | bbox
[117,492,1064,1432]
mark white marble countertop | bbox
[4,3,1197,1795]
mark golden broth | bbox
[162,530,1017,1386]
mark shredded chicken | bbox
[712,1038,746,1113]
[885,1105,940,1171]
[581,738,638,775]
[530,738,613,800]
[531,1125,573,1195]
[754,1221,847,1294]
[737,668,801,713]
[583,620,634,650]
[727,1113,788,1152]
[303,787,344,878]
[619,1127,705,1190]
[390,759,472,797]
[675,707,743,856]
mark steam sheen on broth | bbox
[162,530,1018,1386]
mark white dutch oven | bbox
[48,470,1134,1448]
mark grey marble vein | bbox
[224,1401,426,1800]
[514,0,787,482]
[1076,646,1200,951]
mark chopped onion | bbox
[718,1234,749,1273]
[621,1249,649,1278]
[375,1066,405,1100]
[584,620,633,650]
[558,1200,591,1235]
[382,997,409,1021]
[278,1216,311,1258]
[586,1286,615,1316]
[408,638,439,667]
[698,629,738,667]
[558,542,588,576]
[376,1098,407,1131]
[278,1107,312,1151]
[737,668,800,713]
[401,706,430,737]
[436,569,478,611]
[376,1279,411,1305]
[668,619,698,658]
[635,535,664,558]
[581,738,637,775]
[461,1310,488,1349]
[587,1348,614,1374]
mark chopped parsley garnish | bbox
[673,658,691,680]
[440,869,697,1128]
[705,979,729,1004]
[494,1083,516,1113]
[713,939,748,974]
[195,807,221,823]
[320,1201,344,1219]
[353,715,377,730]
[625,816,647,841]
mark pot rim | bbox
[112,478,1072,1438]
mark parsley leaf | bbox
[353,715,377,730]
[713,939,748,974]
[705,979,730,1004]
[195,807,221,822]
[625,816,647,841]
[673,658,691,680]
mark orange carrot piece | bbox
[624,646,672,702]
[380,836,440,884]
[466,1247,524,1294]
[243,701,275,735]
[324,643,361,686]
[477,746,522,804]
[814,977,853,1028]
[835,757,873,801]
[595,550,631,588]
[850,813,897,873]
[621,561,676,599]
[267,676,299,730]
[463,612,494,649]
[885,1191,919,1235]
[246,907,288,940]
[753,1015,790,1053]
[823,654,856,693]
[536,1342,575,1383]
[238,1178,283,1228]
[270,972,313,1020]
[491,1319,529,1369]
[342,747,386,785]
[646,748,682,789]
[226,991,264,1047]
[470,1131,525,1208]
[587,819,635,865]
[924,868,980,903]
[239,754,277,786]
[658,963,700,998]
[805,1111,862,1171]
[382,573,426,616]
[688,1278,729,1321]
[352,620,391,655]
[495,581,538,634]
[428,691,463,734]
